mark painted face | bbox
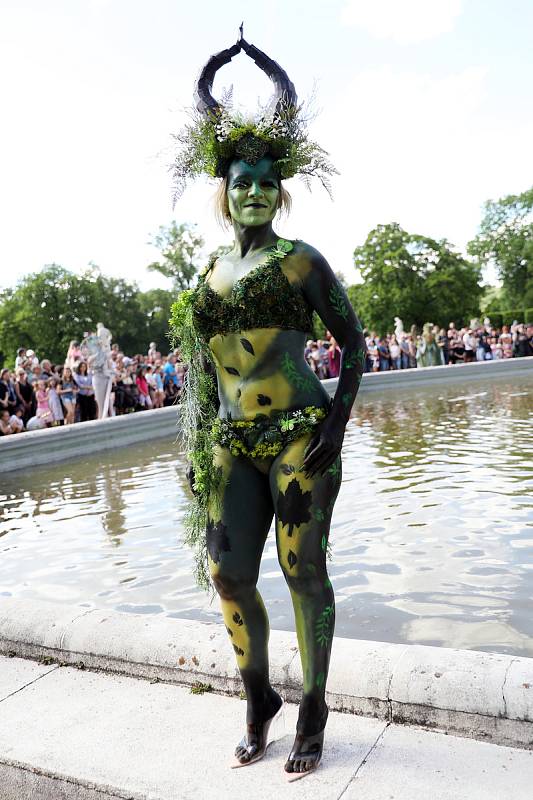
[227,157,280,227]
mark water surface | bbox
[1,375,532,656]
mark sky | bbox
[1,0,532,293]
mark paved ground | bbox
[0,655,531,800]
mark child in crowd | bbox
[152,365,166,408]
[35,379,53,426]
[0,408,15,435]
[8,407,24,432]
[48,377,65,425]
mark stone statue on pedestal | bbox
[82,323,113,419]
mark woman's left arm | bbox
[299,248,367,477]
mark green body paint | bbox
[328,284,349,320]
[173,151,362,742]
[281,352,315,392]
[326,459,341,479]
[315,605,335,647]
[344,347,366,369]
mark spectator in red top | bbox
[135,366,153,409]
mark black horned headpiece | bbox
[194,24,297,119]
[171,25,337,203]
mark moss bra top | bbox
[191,239,314,343]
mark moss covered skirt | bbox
[211,405,329,459]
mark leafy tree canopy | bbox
[0,265,171,367]
[467,186,533,310]
[147,222,204,291]
[137,288,175,356]
[350,223,483,335]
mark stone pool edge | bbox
[2,356,532,474]
[1,597,532,750]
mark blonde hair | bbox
[213,176,292,229]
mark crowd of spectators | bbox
[305,321,533,376]
[0,341,185,436]
[2,319,532,436]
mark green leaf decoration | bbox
[355,320,363,334]
[313,507,326,522]
[240,338,255,356]
[329,284,349,321]
[316,672,325,689]
[326,459,341,479]
[324,577,332,589]
[344,348,366,370]
[277,478,312,536]
[170,99,338,204]
[281,352,315,392]
[276,239,294,253]
[343,350,357,369]
[206,519,231,564]
[306,563,317,576]
[321,534,327,552]
[235,133,269,164]
[342,392,353,408]
[315,605,334,647]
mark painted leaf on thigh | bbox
[206,518,231,564]
[277,478,312,536]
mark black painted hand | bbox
[186,462,197,496]
[302,416,345,478]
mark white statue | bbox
[82,323,114,419]
[394,316,404,339]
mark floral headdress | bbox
[171,26,337,204]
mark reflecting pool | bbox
[1,374,532,656]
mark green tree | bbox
[351,223,482,335]
[147,222,204,291]
[468,187,533,310]
[138,288,175,355]
[0,265,150,366]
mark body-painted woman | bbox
[171,30,366,779]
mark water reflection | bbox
[1,375,532,656]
